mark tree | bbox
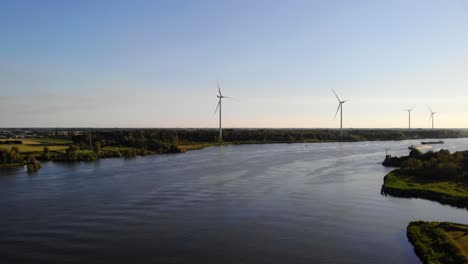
[27,154,37,164]
[402,158,423,173]
[93,142,101,154]
[42,146,51,161]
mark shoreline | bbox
[2,136,468,171]
[407,221,468,264]
[0,136,466,167]
[0,163,24,169]
[179,136,468,150]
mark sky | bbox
[1,0,468,128]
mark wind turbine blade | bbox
[429,113,433,120]
[333,103,341,120]
[427,105,433,113]
[410,106,415,111]
[332,89,341,102]
[343,100,350,103]
[213,100,221,116]
[217,81,222,97]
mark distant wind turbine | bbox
[214,81,231,142]
[404,106,415,129]
[332,89,349,138]
[428,105,437,129]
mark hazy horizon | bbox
[2,0,468,128]
[3,127,468,131]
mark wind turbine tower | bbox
[332,89,349,138]
[405,106,415,129]
[428,105,437,129]
[214,82,231,142]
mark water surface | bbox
[1,139,468,263]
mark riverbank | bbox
[407,221,468,264]
[178,142,222,151]
[0,163,24,168]
[2,133,468,171]
[382,170,468,209]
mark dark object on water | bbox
[421,140,444,145]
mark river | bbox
[1,139,468,263]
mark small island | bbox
[407,221,468,264]
[382,149,468,209]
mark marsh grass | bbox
[178,142,223,151]
[382,170,468,209]
[407,221,468,264]
[384,170,468,198]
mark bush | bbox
[54,146,98,161]
[402,158,423,173]
[435,162,463,180]
[0,147,24,164]
[27,163,41,173]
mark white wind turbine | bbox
[428,105,437,129]
[404,106,415,129]
[214,81,231,142]
[332,89,349,138]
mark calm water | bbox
[1,139,468,264]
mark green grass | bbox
[0,144,68,153]
[407,221,468,264]
[384,170,468,198]
[382,170,468,208]
[29,138,72,144]
[178,142,223,151]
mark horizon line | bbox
[1,127,468,130]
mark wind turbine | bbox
[404,106,415,129]
[214,81,231,142]
[332,89,349,138]
[428,105,437,129]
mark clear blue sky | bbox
[1,0,468,128]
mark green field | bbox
[28,138,72,144]
[382,170,468,208]
[384,170,468,197]
[178,142,223,151]
[407,221,468,264]
[0,138,71,153]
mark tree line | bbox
[400,149,468,181]
[0,147,41,172]
[71,128,466,146]
[2,129,467,163]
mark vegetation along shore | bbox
[1,128,468,172]
[382,149,468,263]
[407,221,468,264]
[382,148,468,209]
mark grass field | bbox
[28,138,72,144]
[178,142,222,151]
[0,138,71,153]
[383,170,468,198]
[408,221,468,264]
